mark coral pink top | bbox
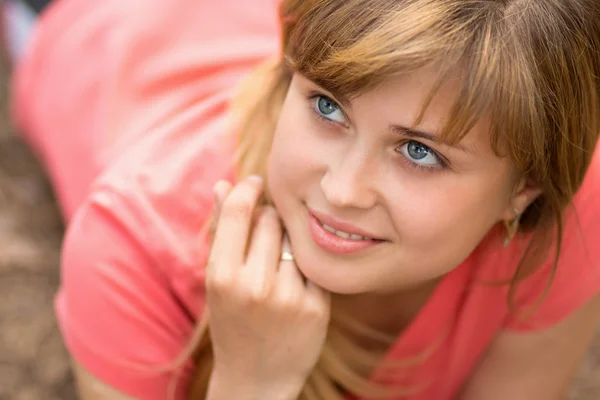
[11,0,600,399]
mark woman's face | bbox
[268,70,521,295]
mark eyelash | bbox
[307,92,346,127]
[397,146,448,172]
[307,92,449,172]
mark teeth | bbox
[322,223,337,235]
[336,230,351,239]
[322,223,371,241]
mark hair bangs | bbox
[281,0,522,148]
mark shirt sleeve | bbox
[503,174,600,331]
[55,193,199,400]
[12,0,281,219]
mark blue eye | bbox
[314,95,346,123]
[399,141,441,167]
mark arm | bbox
[62,188,318,400]
[72,359,287,400]
[460,294,600,400]
[72,361,137,400]
[57,197,200,400]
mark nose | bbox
[320,146,378,209]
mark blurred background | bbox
[0,9,600,400]
[0,62,76,399]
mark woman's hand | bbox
[205,176,331,400]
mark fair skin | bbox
[74,70,600,399]
[268,71,531,297]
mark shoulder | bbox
[82,108,238,313]
[55,108,236,398]
[465,146,600,330]
[24,0,281,73]
[15,0,281,137]
[12,0,280,190]
[569,145,600,242]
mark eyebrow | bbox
[305,79,353,109]
[389,124,473,154]
[306,77,476,155]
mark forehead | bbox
[343,68,494,154]
[356,67,454,124]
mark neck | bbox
[332,278,441,338]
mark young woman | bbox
[8,0,600,399]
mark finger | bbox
[210,180,232,233]
[210,175,264,272]
[276,234,305,295]
[213,180,232,216]
[245,207,283,290]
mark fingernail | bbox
[247,175,263,185]
[212,180,229,204]
[212,181,222,200]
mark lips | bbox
[309,209,383,240]
[308,209,384,255]
[320,222,372,241]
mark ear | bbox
[502,177,543,220]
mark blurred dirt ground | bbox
[0,63,75,399]
[0,62,600,400]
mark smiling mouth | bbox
[308,214,383,255]
[309,208,384,241]
[320,222,374,241]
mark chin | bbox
[293,254,370,295]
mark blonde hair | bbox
[185,1,600,398]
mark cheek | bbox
[267,102,323,201]
[390,175,510,252]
